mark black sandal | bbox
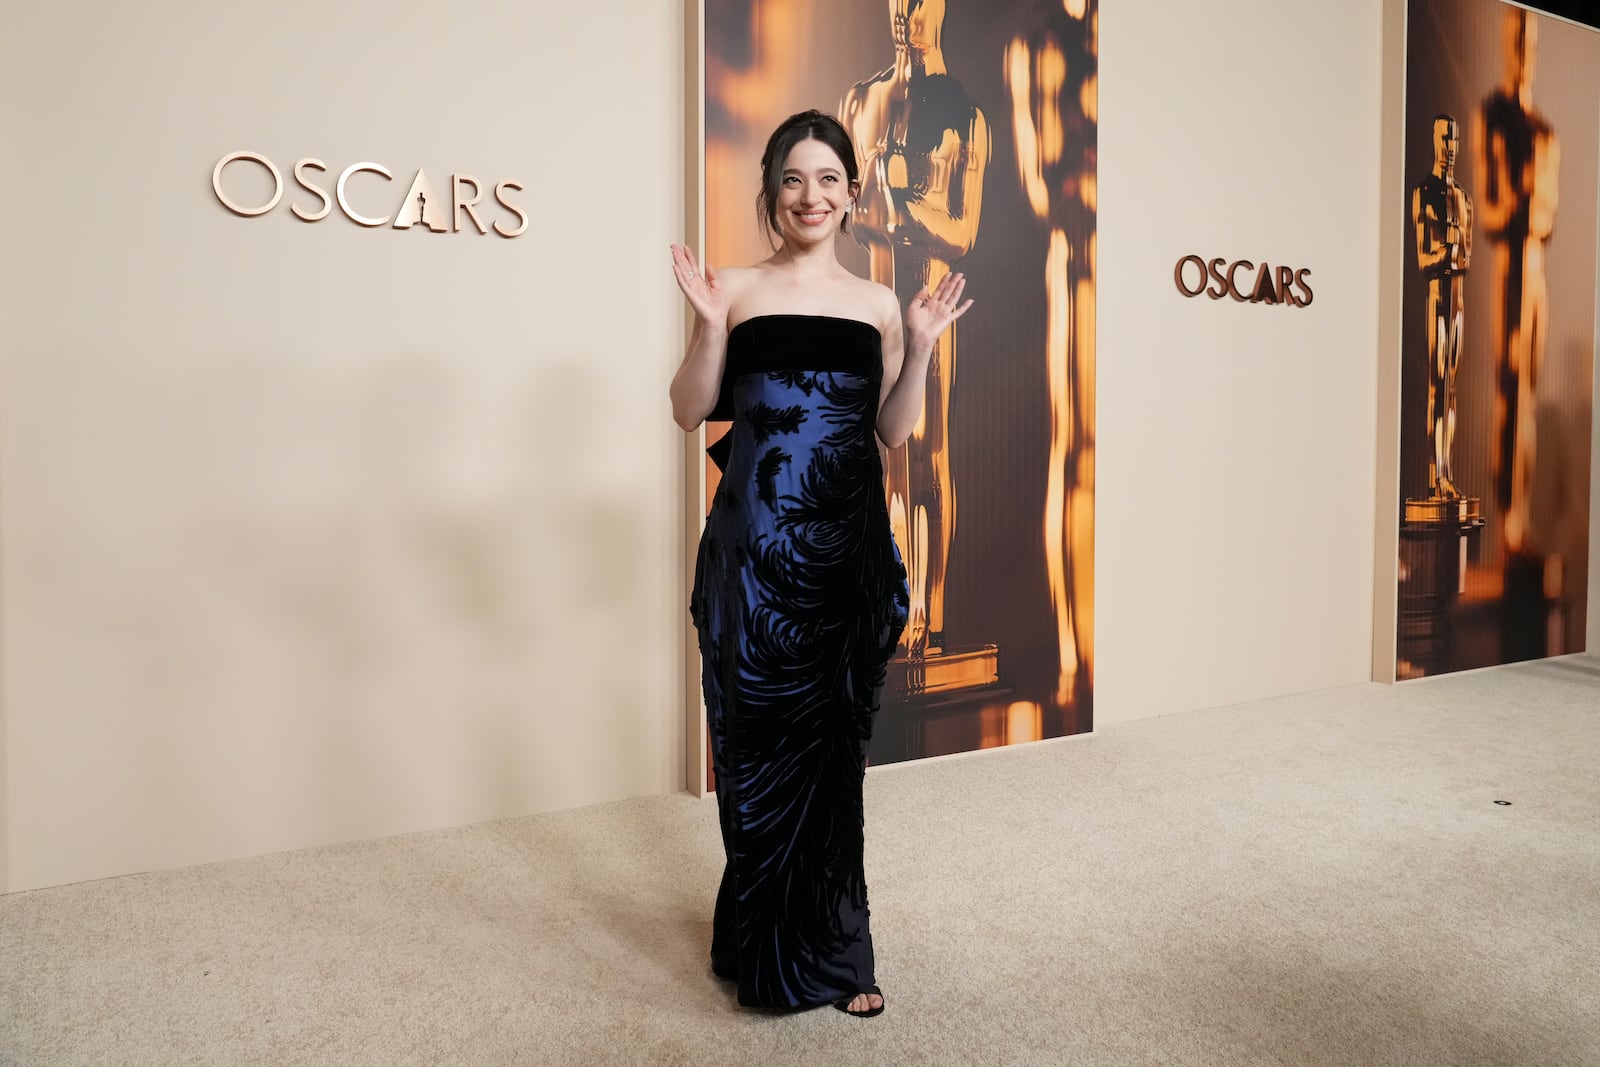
[834,985,885,1018]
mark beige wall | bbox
[3,1,1592,893]
[1094,0,1386,723]
[1,2,686,891]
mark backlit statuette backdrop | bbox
[1399,0,1599,678]
[704,0,1097,765]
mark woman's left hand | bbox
[905,271,973,351]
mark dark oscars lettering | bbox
[212,151,526,237]
[1174,254,1206,296]
[1206,257,1228,299]
[1174,254,1313,307]
[1227,259,1254,303]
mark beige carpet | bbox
[4,655,1599,1066]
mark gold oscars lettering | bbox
[1005,0,1097,708]
[1409,115,1475,515]
[211,151,528,237]
[842,0,991,680]
[1477,9,1559,559]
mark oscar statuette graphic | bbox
[1477,7,1561,660]
[1399,115,1483,678]
[1407,115,1480,526]
[1005,0,1096,711]
[841,0,999,702]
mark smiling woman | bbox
[755,111,860,247]
[668,109,974,1020]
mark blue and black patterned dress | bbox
[691,314,910,1009]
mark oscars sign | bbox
[1173,254,1314,306]
[211,151,527,237]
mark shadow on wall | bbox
[8,340,663,872]
[301,347,663,829]
[280,346,663,835]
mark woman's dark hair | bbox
[757,109,860,244]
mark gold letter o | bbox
[213,151,284,217]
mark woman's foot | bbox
[834,986,885,1018]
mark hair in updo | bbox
[756,109,859,245]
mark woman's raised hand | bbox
[670,244,729,328]
[905,271,973,350]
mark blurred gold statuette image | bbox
[1005,0,1097,707]
[842,0,997,698]
[1477,7,1559,559]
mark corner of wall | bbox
[1,387,10,894]
[682,0,710,796]
[1,83,14,895]
[1591,141,1600,657]
[1,663,9,895]
[1371,0,1408,684]
[0,554,9,894]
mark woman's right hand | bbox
[670,244,729,327]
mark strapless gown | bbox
[691,314,910,1009]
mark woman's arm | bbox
[875,299,923,449]
[670,316,729,431]
[876,272,972,448]
[668,245,735,431]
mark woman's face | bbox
[774,137,854,247]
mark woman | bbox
[669,109,972,1018]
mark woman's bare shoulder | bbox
[861,277,900,332]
